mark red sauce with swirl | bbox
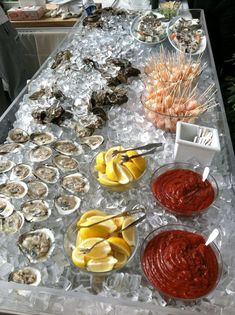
[151,169,215,215]
[142,230,219,299]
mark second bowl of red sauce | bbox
[151,163,218,216]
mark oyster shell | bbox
[8,267,41,286]
[53,140,82,156]
[27,180,48,199]
[54,194,81,215]
[0,143,23,155]
[8,128,29,143]
[0,197,14,218]
[0,181,28,199]
[30,132,55,146]
[21,200,51,222]
[11,164,32,181]
[61,173,90,194]
[33,165,60,184]
[0,211,24,234]
[80,135,104,150]
[0,160,15,173]
[17,228,55,263]
[29,145,52,162]
[74,125,95,138]
[53,154,79,172]
[79,114,105,129]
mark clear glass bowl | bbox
[140,224,222,301]
[150,162,219,216]
[64,212,139,276]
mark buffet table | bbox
[0,8,235,315]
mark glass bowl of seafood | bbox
[64,208,141,275]
[150,162,219,216]
[130,11,168,46]
[90,145,148,192]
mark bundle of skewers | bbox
[142,47,218,132]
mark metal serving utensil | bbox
[112,143,163,157]
[120,147,158,163]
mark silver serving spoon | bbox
[205,228,219,246]
[202,166,210,182]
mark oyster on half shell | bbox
[29,146,52,162]
[0,143,23,155]
[33,165,60,184]
[9,267,41,286]
[21,200,51,222]
[61,173,90,194]
[17,228,55,263]
[52,154,79,172]
[54,140,83,156]
[8,128,29,143]
[27,180,48,199]
[54,194,81,215]
[80,135,104,150]
[0,211,24,234]
[0,181,28,199]
[30,132,55,146]
[0,197,14,218]
[0,160,15,174]
[10,164,32,181]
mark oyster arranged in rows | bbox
[29,145,52,162]
[0,160,15,173]
[0,143,23,155]
[80,135,104,150]
[52,154,79,172]
[10,164,32,181]
[21,200,51,222]
[53,140,82,156]
[0,211,24,234]
[33,165,60,184]
[54,194,81,215]
[30,132,55,146]
[8,267,41,286]
[27,180,48,199]
[0,181,28,198]
[17,228,55,263]
[0,197,14,218]
[8,128,29,143]
[74,124,94,138]
[61,173,90,194]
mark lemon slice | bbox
[98,173,121,187]
[126,150,146,171]
[87,256,118,272]
[77,209,106,226]
[122,161,143,179]
[108,236,131,257]
[78,238,111,259]
[113,251,128,269]
[105,146,123,164]
[116,163,133,184]
[72,247,86,268]
[106,160,119,181]
[86,215,117,233]
[122,217,136,246]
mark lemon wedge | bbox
[87,256,118,272]
[113,251,128,269]
[95,163,106,173]
[78,238,111,259]
[116,163,133,184]
[106,160,119,182]
[86,215,117,233]
[105,146,123,164]
[72,247,86,268]
[79,222,110,239]
[77,209,106,226]
[121,217,136,246]
[97,173,121,187]
[122,161,143,179]
[108,236,131,257]
[126,150,146,171]
[96,151,106,165]
[113,216,124,228]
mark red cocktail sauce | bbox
[151,169,215,215]
[142,230,219,299]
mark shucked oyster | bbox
[0,160,15,174]
[34,165,60,184]
[0,211,24,234]
[0,143,23,155]
[54,194,81,215]
[0,181,28,199]
[80,135,104,150]
[61,173,90,194]
[74,125,95,138]
[21,200,51,222]
[54,140,82,156]
[8,128,29,143]
[27,180,48,199]
[30,132,55,146]
[29,146,52,162]
[10,164,32,181]
[53,155,79,172]
[9,267,41,286]
[17,228,55,263]
[0,197,14,218]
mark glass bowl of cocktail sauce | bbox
[140,224,222,301]
[150,162,218,216]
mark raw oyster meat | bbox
[53,140,82,156]
[21,200,51,222]
[74,125,95,138]
[0,211,24,234]
[10,164,32,181]
[0,160,15,173]
[17,228,55,263]
[33,165,60,184]
[53,154,79,172]
[30,132,55,146]
[80,135,104,150]
[0,143,23,155]
[61,173,90,194]
[0,197,14,218]
[54,194,81,215]
[9,267,41,286]
[0,181,28,198]
[8,128,29,143]
[29,145,52,162]
[27,180,48,199]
